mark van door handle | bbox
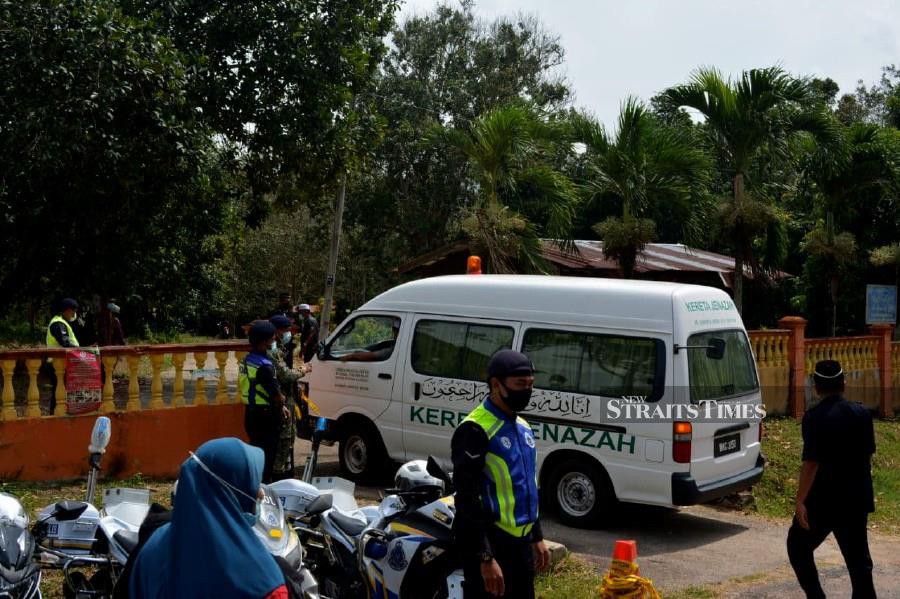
[378,373,392,380]
[414,382,421,401]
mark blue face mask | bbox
[281,332,292,344]
[270,341,277,352]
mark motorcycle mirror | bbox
[89,416,112,453]
[363,538,388,560]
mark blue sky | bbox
[399,0,899,127]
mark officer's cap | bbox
[487,350,535,382]
[269,315,292,330]
[60,298,79,311]
[813,359,844,390]
[248,321,276,345]
[298,303,311,312]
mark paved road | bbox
[293,441,899,597]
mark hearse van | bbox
[306,275,764,527]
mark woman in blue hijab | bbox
[130,438,288,599]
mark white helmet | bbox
[394,460,444,493]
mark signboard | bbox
[865,285,897,324]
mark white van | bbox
[306,275,764,527]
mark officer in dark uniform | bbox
[787,359,877,599]
[451,350,550,599]
[240,321,289,483]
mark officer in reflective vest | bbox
[46,298,80,348]
[240,320,288,483]
[451,350,550,598]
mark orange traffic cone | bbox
[599,540,660,599]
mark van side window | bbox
[522,329,664,401]
[412,320,514,381]
[329,316,400,362]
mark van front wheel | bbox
[339,424,387,483]
[548,459,614,527]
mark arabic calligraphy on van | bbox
[418,378,592,417]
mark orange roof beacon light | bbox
[466,255,482,275]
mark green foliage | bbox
[121,0,400,212]
[0,0,228,325]
[436,103,579,272]
[592,216,657,279]
[572,98,712,277]
[870,243,900,267]
[342,2,573,285]
[801,227,857,264]
[662,66,842,313]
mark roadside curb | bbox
[546,540,568,565]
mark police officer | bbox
[46,298,81,348]
[451,350,550,599]
[240,320,289,483]
[787,359,877,599]
[268,315,302,481]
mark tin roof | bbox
[399,240,789,282]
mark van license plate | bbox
[714,433,740,457]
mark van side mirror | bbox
[706,338,726,360]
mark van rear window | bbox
[522,329,664,401]
[412,320,514,382]
[687,330,758,401]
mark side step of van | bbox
[671,455,765,505]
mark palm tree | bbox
[801,122,896,334]
[572,98,711,278]
[664,67,841,313]
[435,104,579,272]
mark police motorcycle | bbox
[275,417,463,599]
[31,416,320,598]
[357,457,463,599]
[271,418,380,599]
[0,492,42,598]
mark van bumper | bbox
[671,454,765,506]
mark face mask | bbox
[281,332,292,344]
[500,382,533,413]
[270,341,277,352]
[188,451,260,523]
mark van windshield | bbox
[687,330,758,402]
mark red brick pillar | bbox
[779,316,808,419]
[869,324,895,418]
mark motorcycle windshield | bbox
[253,485,290,555]
[0,493,28,529]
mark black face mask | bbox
[500,382,532,413]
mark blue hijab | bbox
[131,438,285,599]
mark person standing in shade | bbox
[240,321,289,483]
[451,350,550,599]
[46,298,81,348]
[787,359,877,599]
[297,304,319,363]
[268,315,301,480]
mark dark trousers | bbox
[244,406,282,484]
[787,512,876,599]
[462,528,535,599]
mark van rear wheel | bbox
[339,423,387,483]
[548,458,614,527]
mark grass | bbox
[752,417,900,534]
[536,555,603,598]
